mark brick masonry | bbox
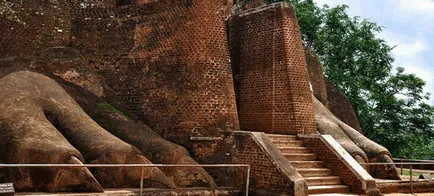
[228,3,316,135]
[299,135,379,195]
[0,0,71,58]
[0,0,127,58]
[0,1,375,194]
[0,0,241,187]
[69,1,240,164]
[234,131,307,195]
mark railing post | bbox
[140,166,144,196]
[410,164,413,194]
[400,160,403,175]
[245,166,250,196]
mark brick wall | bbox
[0,0,126,58]
[305,47,328,108]
[0,0,72,58]
[228,3,316,135]
[70,1,240,163]
[234,131,307,195]
[299,135,378,195]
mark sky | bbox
[313,0,434,105]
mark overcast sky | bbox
[313,0,434,105]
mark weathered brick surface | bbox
[0,0,72,58]
[305,47,328,108]
[234,132,294,194]
[69,1,240,164]
[1,2,335,193]
[0,0,126,58]
[1,0,240,168]
[300,135,374,194]
[228,3,316,135]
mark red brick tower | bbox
[71,0,240,161]
[228,2,317,135]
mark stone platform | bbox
[16,187,242,196]
[376,178,434,194]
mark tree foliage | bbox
[267,0,434,159]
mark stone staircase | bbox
[266,134,350,195]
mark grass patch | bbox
[397,169,432,176]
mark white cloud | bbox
[380,32,433,103]
[391,41,425,60]
[397,0,434,18]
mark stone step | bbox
[308,185,349,195]
[289,161,324,168]
[283,153,317,161]
[278,147,311,153]
[273,140,304,147]
[266,134,297,141]
[305,176,342,186]
[297,168,332,177]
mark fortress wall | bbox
[228,2,316,135]
[0,0,72,58]
[0,0,123,58]
[70,1,240,164]
[305,48,328,108]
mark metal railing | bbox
[0,164,251,196]
[394,158,434,171]
[360,162,434,194]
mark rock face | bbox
[305,48,328,108]
[325,78,363,133]
[303,47,362,133]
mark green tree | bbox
[267,0,434,159]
